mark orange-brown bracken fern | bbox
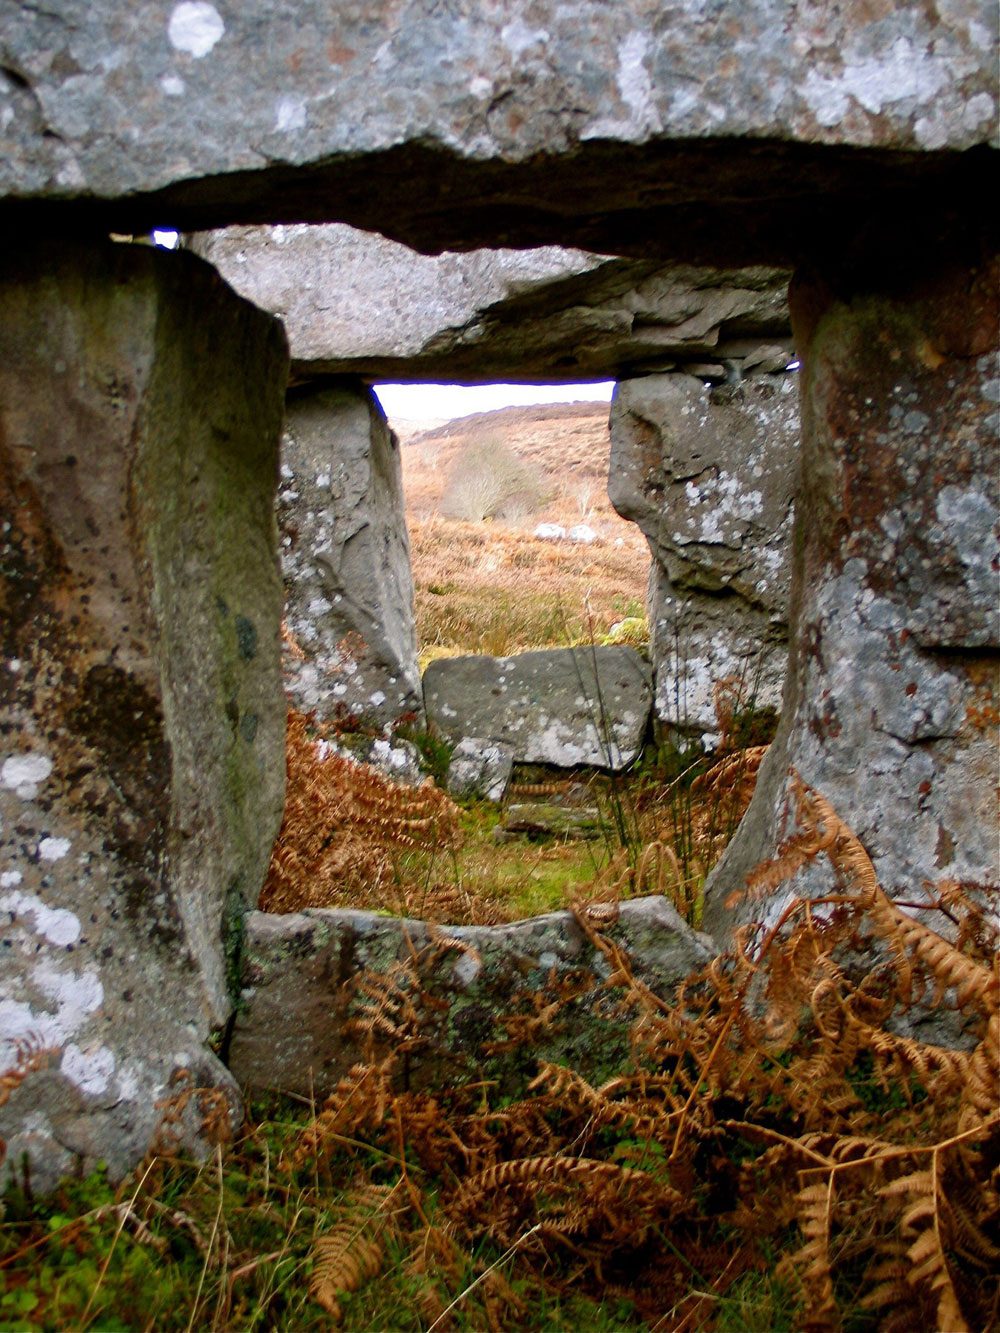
[285,773,997,1330]
[259,710,462,914]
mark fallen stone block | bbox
[502,803,602,839]
[423,646,652,770]
[228,898,716,1097]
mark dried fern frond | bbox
[0,1033,52,1110]
[309,1180,410,1322]
[260,710,462,914]
[294,1060,396,1166]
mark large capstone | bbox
[189,224,791,384]
[423,646,652,770]
[279,380,422,728]
[703,248,1000,952]
[609,372,799,736]
[1,4,994,261]
[0,239,288,1186]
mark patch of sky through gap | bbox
[374,381,615,423]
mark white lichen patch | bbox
[61,1042,115,1098]
[681,472,764,545]
[0,891,81,947]
[500,18,550,58]
[801,36,951,129]
[32,958,103,1020]
[0,957,103,1076]
[453,952,481,987]
[616,30,660,131]
[1,752,53,800]
[37,836,71,863]
[167,2,225,58]
[275,94,307,133]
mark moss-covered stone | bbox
[229,898,715,1097]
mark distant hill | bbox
[397,400,624,533]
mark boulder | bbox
[189,224,791,383]
[279,380,423,729]
[228,898,716,1096]
[609,373,799,735]
[1,5,992,263]
[423,647,652,770]
[445,738,515,804]
[0,239,288,1185]
[703,252,1000,953]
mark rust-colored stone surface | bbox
[0,240,288,1187]
[703,247,1000,1003]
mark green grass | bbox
[0,1103,652,1333]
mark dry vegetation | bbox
[4,404,995,1332]
[5,781,995,1332]
[399,403,650,660]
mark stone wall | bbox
[0,0,995,1191]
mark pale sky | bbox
[373,380,615,422]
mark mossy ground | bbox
[0,1102,652,1333]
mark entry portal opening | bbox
[261,376,765,932]
[376,380,650,668]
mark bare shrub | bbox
[441,431,549,521]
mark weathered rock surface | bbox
[0,239,288,1185]
[279,381,422,729]
[446,738,515,804]
[2,4,994,263]
[424,647,652,771]
[228,898,716,1097]
[610,373,799,734]
[502,804,602,840]
[703,251,1000,953]
[190,224,791,383]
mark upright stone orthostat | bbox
[703,248,1000,944]
[0,240,288,1186]
[279,381,423,728]
[609,373,799,737]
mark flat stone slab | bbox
[190,224,790,384]
[2,5,993,260]
[228,898,716,1097]
[423,646,652,771]
[503,803,602,839]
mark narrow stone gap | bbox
[268,373,655,927]
[190,221,804,943]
